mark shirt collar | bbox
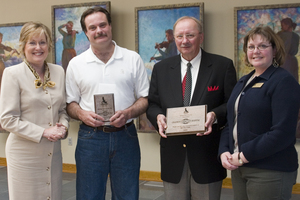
[240,65,278,83]
[259,65,277,80]
[180,48,202,68]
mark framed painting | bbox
[52,1,110,72]
[234,3,300,138]
[235,3,300,78]
[0,23,24,69]
[135,3,204,132]
[0,22,25,132]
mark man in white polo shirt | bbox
[65,7,149,200]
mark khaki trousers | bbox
[163,156,222,200]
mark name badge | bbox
[252,82,264,88]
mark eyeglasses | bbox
[27,41,47,47]
[175,33,201,40]
[247,44,271,51]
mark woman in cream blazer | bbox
[0,22,69,200]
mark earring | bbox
[273,58,279,68]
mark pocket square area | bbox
[207,86,219,91]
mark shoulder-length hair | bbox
[243,25,285,66]
[19,21,52,58]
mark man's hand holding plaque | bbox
[165,105,207,136]
[94,94,115,125]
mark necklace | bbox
[24,59,55,90]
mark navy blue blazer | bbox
[147,50,237,184]
[219,65,300,172]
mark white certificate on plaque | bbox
[165,105,207,136]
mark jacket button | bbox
[49,123,52,126]
[48,153,52,156]
[48,106,51,109]
[47,197,50,200]
[46,167,50,171]
[183,144,186,148]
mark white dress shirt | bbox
[180,49,202,104]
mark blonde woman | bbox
[0,22,69,200]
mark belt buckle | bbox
[102,126,110,133]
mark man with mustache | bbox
[146,16,237,200]
[65,7,149,200]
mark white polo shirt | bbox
[66,41,149,120]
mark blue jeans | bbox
[75,123,140,200]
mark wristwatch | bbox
[238,152,244,164]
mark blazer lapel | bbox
[169,55,184,106]
[191,50,212,105]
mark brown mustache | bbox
[94,33,107,39]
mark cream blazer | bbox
[0,62,69,200]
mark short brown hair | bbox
[67,21,74,26]
[19,22,52,58]
[243,25,285,66]
[80,7,111,33]
[165,29,173,36]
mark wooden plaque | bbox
[165,105,207,136]
[94,93,115,125]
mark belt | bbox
[83,120,134,133]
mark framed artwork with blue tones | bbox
[51,1,110,72]
[0,23,24,70]
[235,3,300,139]
[135,3,204,132]
[0,22,25,132]
[235,3,300,79]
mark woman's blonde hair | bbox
[243,25,285,66]
[19,22,52,57]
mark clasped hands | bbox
[43,123,67,142]
[220,151,248,171]
[156,112,216,138]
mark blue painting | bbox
[52,2,110,72]
[136,4,203,81]
[235,4,300,79]
[0,23,24,68]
